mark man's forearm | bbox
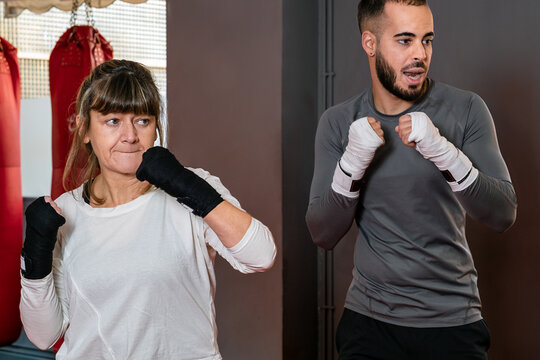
[306,187,358,250]
[455,172,517,232]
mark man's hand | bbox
[396,112,478,192]
[332,116,385,197]
[367,116,385,145]
[395,114,416,148]
[341,116,385,178]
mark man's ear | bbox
[362,30,377,57]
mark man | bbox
[305,1,517,359]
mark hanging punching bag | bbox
[0,37,23,346]
[49,26,113,199]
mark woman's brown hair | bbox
[62,59,164,202]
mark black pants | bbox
[336,308,491,360]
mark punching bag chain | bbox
[69,0,78,27]
[69,0,95,27]
[84,0,95,28]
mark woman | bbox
[19,60,276,360]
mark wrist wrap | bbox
[332,117,383,197]
[136,146,223,217]
[21,197,65,279]
[408,112,478,192]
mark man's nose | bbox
[412,41,427,61]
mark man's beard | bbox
[375,50,428,102]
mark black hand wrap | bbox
[136,146,224,217]
[21,197,66,280]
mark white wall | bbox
[20,98,52,197]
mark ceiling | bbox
[2,0,148,17]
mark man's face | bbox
[374,3,434,102]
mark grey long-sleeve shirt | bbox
[306,80,517,327]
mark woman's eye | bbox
[106,118,119,125]
[136,118,150,126]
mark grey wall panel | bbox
[282,0,319,358]
[333,0,370,104]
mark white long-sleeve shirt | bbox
[20,168,276,360]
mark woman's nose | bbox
[121,122,138,143]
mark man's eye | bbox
[423,39,433,45]
[398,39,411,45]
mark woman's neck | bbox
[89,172,151,208]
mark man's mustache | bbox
[402,61,427,71]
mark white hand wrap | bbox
[408,112,478,192]
[332,117,384,198]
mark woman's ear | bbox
[77,115,90,144]
[153,117,159,143]
[362,30,377,57]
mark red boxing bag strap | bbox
[0,36,23,346]
[49,26,113,199]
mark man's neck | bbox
[372,87,414,115]
[370,78,430,116]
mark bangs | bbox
[89,71,160,117]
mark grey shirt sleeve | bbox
[305,111,358,250]
[456,94,517,232]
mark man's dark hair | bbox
[357,0,427,33]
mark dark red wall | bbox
[167,1,283,359]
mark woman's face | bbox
[84,110,157,177]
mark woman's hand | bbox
[136,146,223,217]
[44,196,63,216]
[21,197,66,279]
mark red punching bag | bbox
[0,37,23,346]
[50,26,113,199]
